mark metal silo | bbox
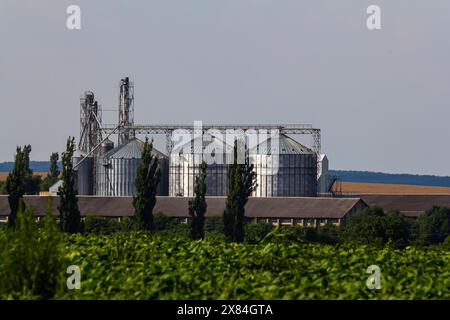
[169,134,232,197]
[73,150,93,195]
[96,138,169,196]
[250,134,317,197]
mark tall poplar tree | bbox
[41,152,60,191]
[223,140,256,242]
[189,161,207,240]
[133,138,161,230]
[58,137,81,233]
[48,153,60,181]
[5,146,29,228]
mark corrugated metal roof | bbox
[250,134,314,155]
[2,195,449,219]
[0,195,365,219]
[104,138,167,159]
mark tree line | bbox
[3,136,257,242]
[339,205,450,247]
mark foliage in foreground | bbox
[0,207,449,300]
[0,204,65,299]
[56,233,449,300]
[0,228,448,300]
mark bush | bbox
[0,203,65,299]
[153,212,177,231]
[340,207,416,248]
[259,227,304,244]
[317,224,340,244]
[205,217,224,233]
[285,225,318,242]
[416,206,450,245]
[443,235,450,249]
[340,206,387,246]
[83,216,126,235]
[382,210,412,248]
[279,225,338,244]
[244,222,274,244]
[155,222,190,239]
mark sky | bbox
[0,0,449,176]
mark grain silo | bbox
[96,138,169,196]
[250,134,317,197]
[169,134,232,197]
[73,150,94,195]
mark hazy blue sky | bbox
[1,1,449,175]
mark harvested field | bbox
[341,181,450,195]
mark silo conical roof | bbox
[104,138,167,159]
[250,134,314,155]
[173,134,233,154]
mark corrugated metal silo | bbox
[250,134,317,197]
[96,138,169,196]
[169,134,232,197]
[73,150,93,195]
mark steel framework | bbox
[100,123,321,156]
[78,91,103,153]
[76,78,323,191]
[118,77,134,145]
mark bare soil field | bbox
[341,181,450,195]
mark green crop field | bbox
[51,233,449,300]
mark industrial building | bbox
[0,196,367,227]
[53,77,328,199]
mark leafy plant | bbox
[244,222,274,244]
[83,216,124,235]
[0,199,66,299]
[55,233,449,300]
